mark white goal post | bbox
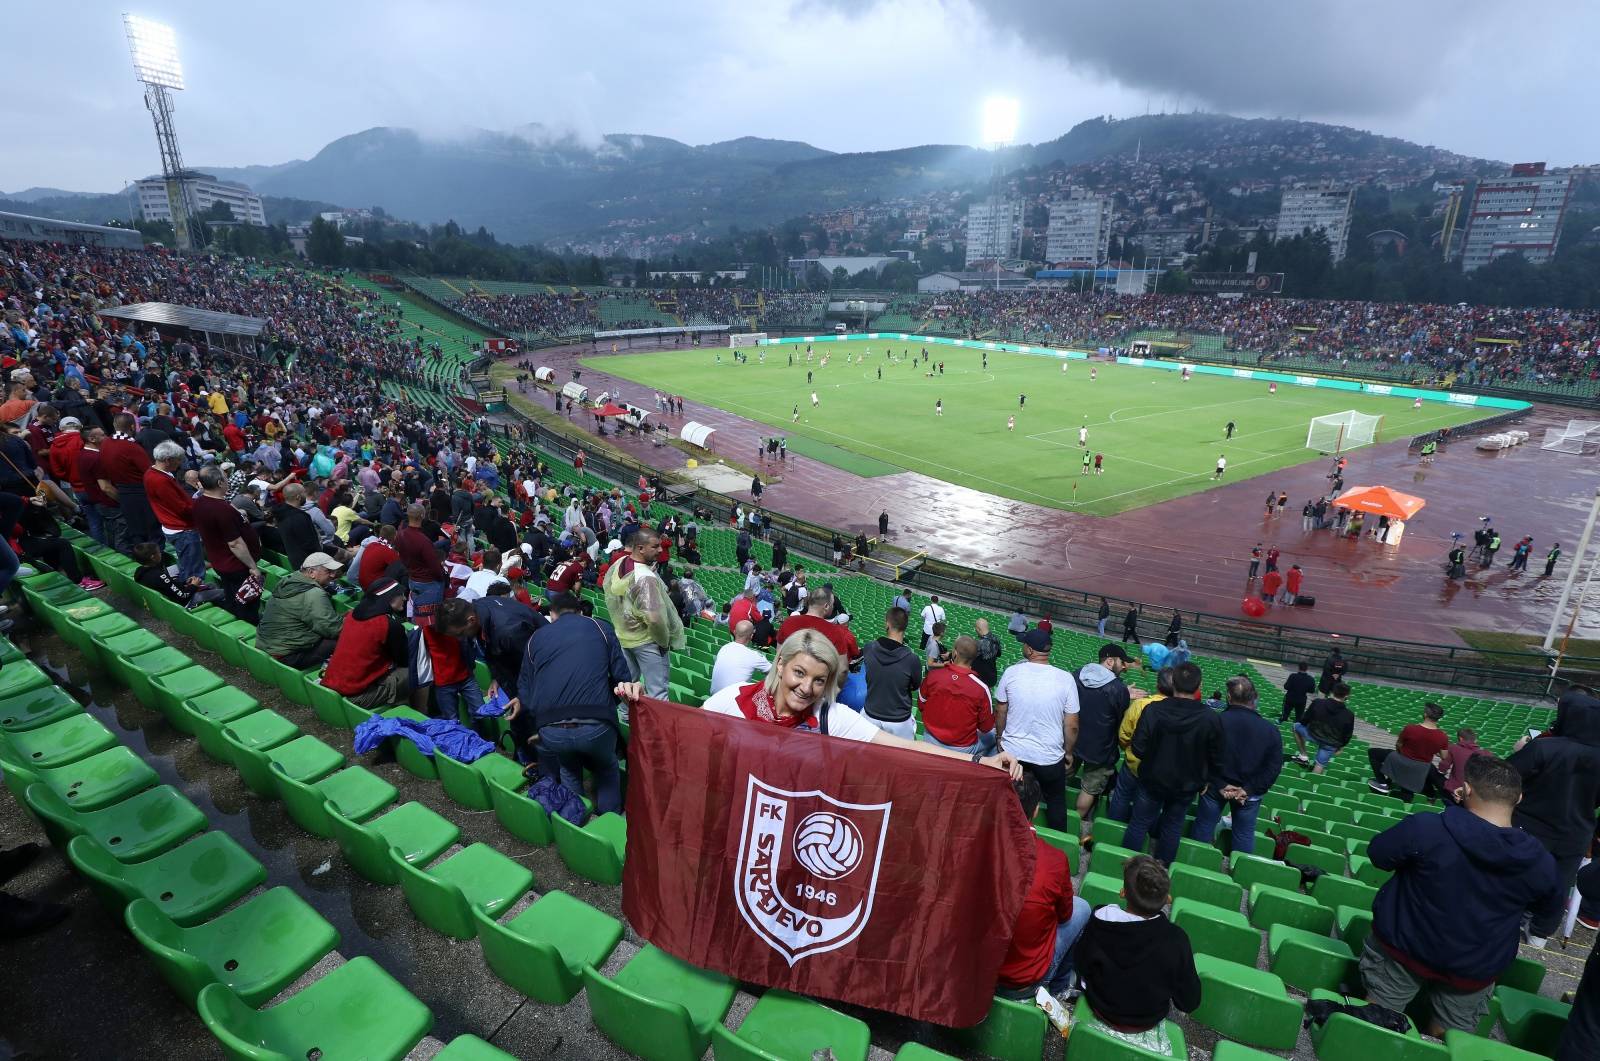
[729,332,768,348]
[1542,420,1600,454]
[1307,410,1383,453]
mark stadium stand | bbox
[0,236,1590,1059]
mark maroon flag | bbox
[622,696,1037,1027]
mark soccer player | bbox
[792,404,799,423]
[1181,366,1192,381]
[877,366,882,380]
[1225,420,1236,439]
[1007,415,1015,432]
[1019,393,1027,408]
[807,370,813,384]
[1079,425,1089,447]
[935,399,943,416]
[1414,397,1423,410]
[1082,450,1092,476]
[1268,382,1277,394]
[1094,453,1104,475]
[1090,367,1098,381]
[1062,361,1070,374]
[1214,455,1227,480]
[810,391,819,408]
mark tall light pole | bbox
[981,97,1019,292]
[123,14,195,250]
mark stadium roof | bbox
[96,302,266,338]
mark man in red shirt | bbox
[1370,701,1449,800]
[995,773,1090,1000]
[1281,564,1304,605]
[919,636,997,753]
[321,577,411,709]
[545,553,587,600]
[727,586,760,632]
[1260,568,1283,607]
[393,503,447,612]
[99,412,156,545]
[192,465,262,623]
[354,525,400,590]
[775,585,861,666]
[144,440,206,584]
[76,427,124,550]
[222,419,247,455]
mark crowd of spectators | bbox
[456,292,602,336]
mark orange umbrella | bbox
[1331,485,1426,521]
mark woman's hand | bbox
[981,750,1024,780]
[614,681,644,703]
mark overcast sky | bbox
[7,1,1597,191]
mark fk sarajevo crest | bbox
[734,776,892,965]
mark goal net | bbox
[1307,410,1383,452]
[729,332,768,349]
[1542,420,1600,454]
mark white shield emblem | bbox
[733,775,892,965]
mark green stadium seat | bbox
[89,628,164,673]
[1336,905,1373,955]
[197,957,432,1061]
[1267,924,1358,992]
[306,677,354,728]
[125,887,340,1008]
[0,662,52,703]
[1212,1045,1288,1061]
[1308,989,1447,1061]
[1191,952,1303,1049]
[1496,957,1546,995]
[473,890,623,1004]
[1066,995,1186,1061]
[1494,986,1570,1056]
[119,646,195,709]
[373,705,439,780]
[1288,842,1348,876]
[713,989,871,1061]
[436,750,524,811]
[582,945,738,1061]
[66,832,266,928]
[225,732,342,798]
[1088,842,1142,876]
[0,712,117,768]
[325,802,458,886]
[1312,874,1380,912]
[1230,851,1302,892]
[435,1035,519,1061]
[147,665,226,730]
[1036,826,1081,874]
[951,995,1049,1061]
[197,705,296,769]
[1348,854,1392,888]
[1171,897,1259,967]
[1249,882,1335,934]
[1172,836,1225,871]
[1,743,158,810]
[486,770,552,845]
[1169,862,1242,911]
[388,842,533,940]
[269,761,396,839]
[24,783,205,862]
[0,684,83,733]
[1078,872,1123,910]
[894,1046,961,1061]
[552,812,627,885]
[1442,1030,1548,1061]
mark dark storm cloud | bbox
[940,0,1491,118]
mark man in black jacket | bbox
[1122,662,1225,864]
[1074,644,1136,845]
[1192,676,1283,855]
[1293,683,1356,774]
[470,586,546,712]
[1279,661,1317,722]
[1551,685,1600,746]
[271,482,322,571]
[1559,861,1600,1060]
[861,607,923,738]
[1507,728,1600,943]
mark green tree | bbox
[306,216,345,266]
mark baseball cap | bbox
[1021,627,1052,652]
[59,416,82,430]
[301,551,343,571]
[505,566,524,580]
[1098,643,1132,663]
[368,577,404,604]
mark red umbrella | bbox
[594,403,629,417]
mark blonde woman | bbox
[616,628,1022,777]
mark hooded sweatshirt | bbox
[1129,695,1224,800]
[321,589,408,695]
[1075,907,1201,1030]
[255,572,344,657]
[1074,663,1130,765]
[861,636,923,723]
[1507,735,1600,858]
[1370,803,1561,987]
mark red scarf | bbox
[733,681,816,730]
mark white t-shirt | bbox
[701,684,879,743]
[995,660,1080,766]
[920,602,945,631]
[458,568,508,602]
[1216,457,1227,471]
[710,642,773,695]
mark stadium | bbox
[2,8,1599,1061]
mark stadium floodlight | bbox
[981,96,1020,147]
[124,15,185,90]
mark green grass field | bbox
[587,341,1488,515]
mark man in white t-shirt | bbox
[458,547,510,602]
[995,627,1081,832]
[920,595,946,653]
[710,621,772,694]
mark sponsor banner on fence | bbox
[621,696,1035,1026]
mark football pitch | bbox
[587,341,1489,516]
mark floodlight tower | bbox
[123,14,195,250]
[981,97,1019,290]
